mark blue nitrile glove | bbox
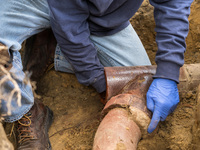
[146,78,179,133]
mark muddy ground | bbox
[5,0,200,150]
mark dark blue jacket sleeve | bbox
[149,0,193,82]
[48,0,106,93]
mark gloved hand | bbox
[146,78,179,133]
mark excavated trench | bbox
[3,0,200,150]
[22,65,200,150]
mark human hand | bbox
[146,78,179,133]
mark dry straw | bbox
[0,45,21,118]
[0,45,18,150]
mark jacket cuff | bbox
[153,61,181,83]
[91,73,106,93]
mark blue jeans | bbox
[0,0,151,122]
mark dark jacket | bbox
[47,0,193,93]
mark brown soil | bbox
[5,1,200,150]
[37,71,104,150]
[35,72,200,150]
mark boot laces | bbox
[17,113,35,144]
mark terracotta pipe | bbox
[93,73,153,150]
[99,65,155,104]
[93,108,141,150]
[103,63,200,103]
[93,63,200,150]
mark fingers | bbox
[146,94,154,112]
[170,103,178,113]
[146,79,180,133]
[147,110,160,133]
[160,115,167,121]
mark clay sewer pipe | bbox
[93,63,200,150]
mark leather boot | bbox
[16,99,53,150]
[23,28,57,81]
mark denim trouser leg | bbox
[0,0,50,51]
[0,0,50,122]
[0,52,34,122]
[54,24,151,73]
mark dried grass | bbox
[0,45,18,150]
[0,45,21,118]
